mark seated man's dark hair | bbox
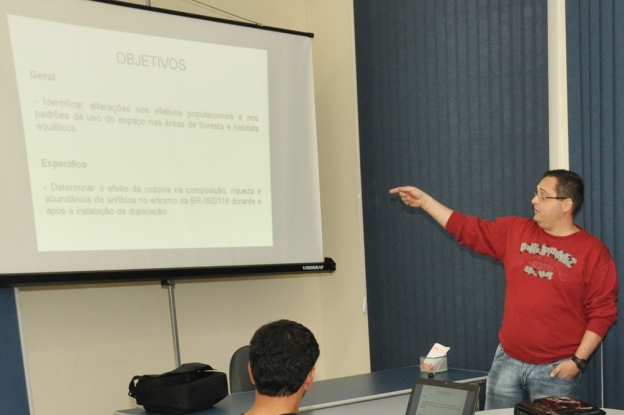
[249,319,320,397]
[543,169,585,217]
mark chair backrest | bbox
[229,345,255,393]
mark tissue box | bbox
[419,355,448,373]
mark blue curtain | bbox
[0,288,30,415]
[566,0,624,408]
[354,0,549,374]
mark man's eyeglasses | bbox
[534,191,568,202]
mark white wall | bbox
[18,1,370,414]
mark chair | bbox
[229,345,255,393]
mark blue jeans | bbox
[484,344,581,410]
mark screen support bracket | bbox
[161,279,181,368]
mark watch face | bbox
[573,356,587,369]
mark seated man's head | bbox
[248,319,320,397]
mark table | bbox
[299,402,624,415]
[115,365,487,415]
[476,409,624,415]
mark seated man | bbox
[244,319,320,415]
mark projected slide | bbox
[8,15,273,252]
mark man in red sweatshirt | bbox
[390,169,618,409]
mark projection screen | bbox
[0,0,332,285]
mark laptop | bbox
[405,378,480,415]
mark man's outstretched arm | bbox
[389,186,454,228]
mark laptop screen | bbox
[405,378,479,415]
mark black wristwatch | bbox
[572,356,587,370]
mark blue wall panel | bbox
[567,0,624,408]
[0,288,30,415]
[354,0,549,374]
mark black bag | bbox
[128,362,228,414]
[514,396,606,415]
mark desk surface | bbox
[477,410,624,415]
[115,366,487,415]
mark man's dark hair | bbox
[249,319,320,397]
[543,169,584,217]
